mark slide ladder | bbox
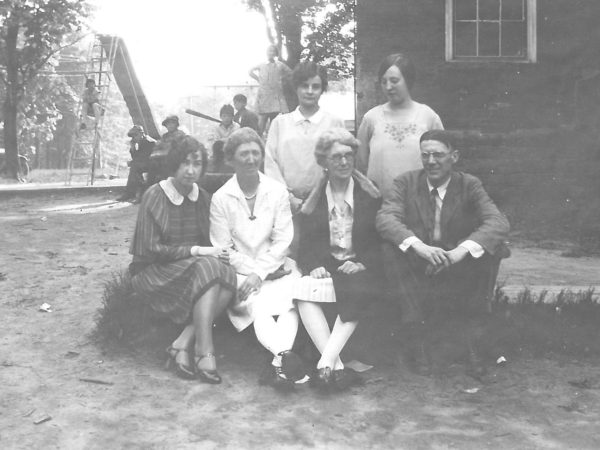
[65,34,159,185]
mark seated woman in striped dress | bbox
[129,135,237,384]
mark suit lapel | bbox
[440,172,460,238]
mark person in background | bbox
[210,128,305,390]
[249,44,292,136]
[129,135,237,384]
[265,61,345,216]
[117,125,156,203]
[80,78,103,129]
[295,128,382,392]
[233,94,259,132]
[376,130,510,378]
[150,115,187,182]
[209,105,240,172]
[357,53,443,197]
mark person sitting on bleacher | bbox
[150,115,187,182]
[117,125,156,203]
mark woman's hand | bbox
[191,246,230,264]
[337,261,366,275]
[238,273,262,302]
[309,267,331,279]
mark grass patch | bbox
[93,271,174,350]
[489,286,600,358]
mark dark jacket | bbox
[376,170,510,256]
[296,181,382,275]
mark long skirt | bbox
[131,256,237,324]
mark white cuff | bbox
[459,240,484,258]
[190,246,200,257]
[399,236,422,253]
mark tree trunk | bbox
[3,23,23,181]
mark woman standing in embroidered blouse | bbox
[129,136,236,384]
[357,53,443,197]
[295,128,382,391]
[210,128,305,390]
[265,61,345,214]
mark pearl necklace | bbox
[244,192,257,200]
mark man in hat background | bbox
[117,125,156,203]
[150,115,187,181]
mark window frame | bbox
[445,0,537,63]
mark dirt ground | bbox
[1,190,599,449]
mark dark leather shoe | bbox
[279,350,305,382]
[310,367,333,391]
[259,365,293,392]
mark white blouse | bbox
[209,172,293,280]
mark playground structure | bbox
[66,34,160,185]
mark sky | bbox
[90,0,271,103]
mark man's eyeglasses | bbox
[421,151,450,161]
[328,152,355,164]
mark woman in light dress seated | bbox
[210,128,305,389]
[294,128,382,390]
[129,136,236,384]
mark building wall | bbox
[356,0,600,244]
[356,0,600,131]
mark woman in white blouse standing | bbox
[210,128,304,390]
[265,61,345,215]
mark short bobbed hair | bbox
[377,53,416,91]
[166,135,208,176]
[220,104,234,117]
[314,128,360,168]
[224,127,265,161]
[292,61,328,92]
[419,129,455,151]
[233,94,247,104]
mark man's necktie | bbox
[430,188,441,243]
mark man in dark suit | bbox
[117,125,156,203]
[376,129,510,378]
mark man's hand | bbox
[446,246,469,265]
[238,273,262,302]
[309,267,331,279]
[337,261,366,274]
[412,242,451,268]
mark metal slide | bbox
[97,35,161,140]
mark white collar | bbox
[325,177,354,211]
[291,107,324,125]
[221,172,267,199]
[159,178,199,205]
[427,176,451,200]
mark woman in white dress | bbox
[210,128,304,389]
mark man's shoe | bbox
[332,369,362,391]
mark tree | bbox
[0,0,89,180]
[242,0,354,79]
